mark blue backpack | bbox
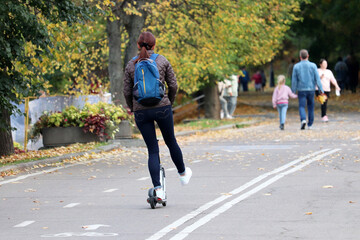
[132,54,165,106]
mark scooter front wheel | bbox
[150,198,156,209]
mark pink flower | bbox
[64,119,68,122]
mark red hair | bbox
[135,32,156,63]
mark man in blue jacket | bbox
[292,49,324,130]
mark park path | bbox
[0,111,359,240]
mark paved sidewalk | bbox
[0,119,262,174]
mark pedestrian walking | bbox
[316,59,341,122]
[272,75,297,130]
[251,71,262,92]
[291,49,324,130]
[123,32,192,201]
[218,80,232,119]
[223,74,238,117]
[334,57,348,92]
[239,67,250,92]
[345,54,359,93]
[260,69,267,91]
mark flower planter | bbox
[115,120,133,139]
[41,127,100,148]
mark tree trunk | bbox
[203,83,220,119]
[107,0,150,107]
[0,106,14,156]
[270,61,275,87]
[106,19,125,106]
[123,1,148,68]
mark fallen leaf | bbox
[349,201,356,204]
[25,188,36,192]
[88,176,96,180]
[221,193,233,196]
[305,212,313,215]
[322,185,334,189]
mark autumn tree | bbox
[0,0,93,156]
[150,0,305,118]
[106,0,156,106]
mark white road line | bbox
[191,160,202,163]
[146,148,333,240]
[63,203,80,208]
[351,136,360,141]
[169,148,341,240]
[103,189,118,193]
[14,221,35,228]
[167,168,177,171]
[137,177,150,181]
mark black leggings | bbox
[315,91,330,117]
[134,105,185,188]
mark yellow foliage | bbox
[148,0,302,93]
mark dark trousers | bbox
[134,105,185,188]
[242,81,249,92]
[316,91,330,117]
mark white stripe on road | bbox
[137,177,150,181]
[14,221,35,228]
[146,148,337,240]
[170,148,341,240]
[63,203,80,208]
[191,160,202,163]
[167,168,177,171]
[103,189,118,193]
[351,136,360,141]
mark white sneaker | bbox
[220,111,224,119]
[301,120,306,130]
[226,115,234,119]
[180,167,192,186]
[155,188,165,201]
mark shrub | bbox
[29,102,133,141]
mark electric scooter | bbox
[147,164,167,209]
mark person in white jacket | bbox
[316,59,341,122]
[218,81,232,119]
[223,75,238,117]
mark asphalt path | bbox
[1,113,359,240]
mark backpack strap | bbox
[149,53,159,61]
[132,53,158,63]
